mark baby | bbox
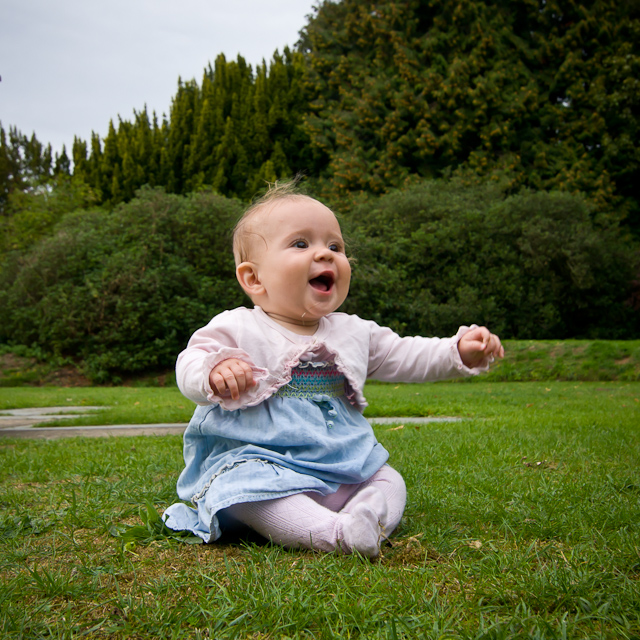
[163,183,503,557]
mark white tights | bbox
[222,465,406,557]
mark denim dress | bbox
[162,361,389,542]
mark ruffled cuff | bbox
[202,347,270,405]
[450,324,492,375]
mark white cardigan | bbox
[176,306,486,411]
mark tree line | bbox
[0,0,638,381]
[3,1,638,224]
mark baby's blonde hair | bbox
[232,180,312,265]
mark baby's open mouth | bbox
[309,273,334,292]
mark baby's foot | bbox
[343,486,388,528]
[341,503,383,558]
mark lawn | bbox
[1,381,639,638]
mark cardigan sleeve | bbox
[365,321,489,383]
[176,310,269,406]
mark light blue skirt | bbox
[163,366,388,542]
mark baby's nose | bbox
[314,246,334,260]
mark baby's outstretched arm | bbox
[209,358,256,401]
[458,326,504,369]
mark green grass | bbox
[0,387,192,426]
[1,374,640,429]
[483,340,640,382]
[1,382,639,638]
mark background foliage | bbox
[301,0,640,228]
[70,49,314,205]
[343,179,639,339]
[0,189,244,381]
[0,0,639,380]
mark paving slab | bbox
[1,424,189,439]
[0,406,459,440]
[0,406,107,429]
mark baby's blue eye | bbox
[293,240,308,249]
[329,243,341,252]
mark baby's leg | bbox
[312,465,407,535]
[359,464,407,534]
[223,492,383,557]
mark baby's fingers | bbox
[210,367,234,398]
[234,360,256,391]
[485,334,504,359]
[464,327,491,352]
[210,359,255,400]
[459,327,504,368]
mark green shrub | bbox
[342,180,639,339]
[0,187,245,381]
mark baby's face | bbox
[243,197,351,326]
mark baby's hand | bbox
[209,358,256,401]
[458,326,504,369]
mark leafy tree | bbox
[0,124,71,210]
[0,177,95,257]
[301,0,640,229]
[0,124,74,260]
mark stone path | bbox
[0,406,106,428]
[0,406,459,440]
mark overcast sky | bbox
[1,0,318,157]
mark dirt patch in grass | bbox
[0,353,91,387]
[40,365,91,386]
[385,534,447,566]
[0,353,36,379]
[0,351,174,387]
[0,353,31,369]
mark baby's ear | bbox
[236,262,265,298]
